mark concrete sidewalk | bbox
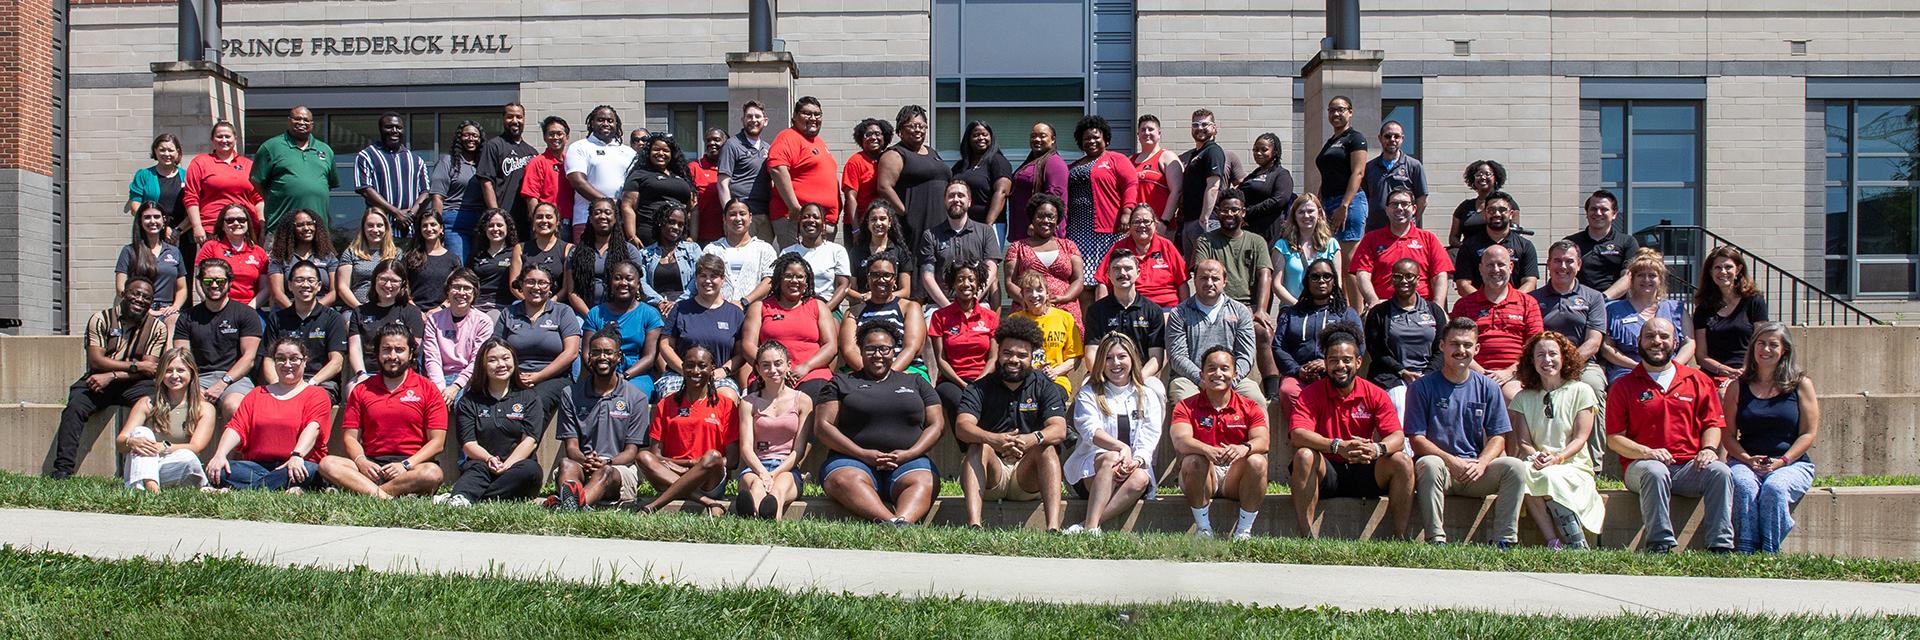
[6,508,1918,618]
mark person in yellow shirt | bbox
[1010,270,1083,392]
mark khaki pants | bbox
[1415,455,1527,543]
[751,216,799,249]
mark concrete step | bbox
[0,336,84,405]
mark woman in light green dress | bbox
[1508,331,1606,549]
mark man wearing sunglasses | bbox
[173,258,264,422]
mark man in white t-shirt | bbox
[564,105,637,240]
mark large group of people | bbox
[58,97,1820,554]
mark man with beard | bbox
[918,181,1002,308]
[1190,188,1277,397]
[1606,316,1734,554]
[1564,189,1638,298]
[353,112,430,235]
[565,105,636,239]
[477,102,538,222]
[51,278,166,479]
[689,128,727,243]
[519,116,575,239]
[1171,346,1270,540]
[1450,244,1543,398]
[955,315,1071,530]
[1405,318,1528,546]
[1360,121,1429,232]
[1176,108,1228,242]
[1350,187,1452,310]
[251,106,340,233]
[1453,191,1538,296]
[550,328,652,510]
[765,96,838,247]
[1166,259,1262,404]
[1288,322,1413,539]
[319,324,448,498]
[717,101,772,223]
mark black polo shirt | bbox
[957,370,1069,435]
[263,304,348,378]
[1083,293,1166,353]
[1565,228,1639,292]
[174,301,264,371]
[456,386,548,458]
[1453,230,1539,289]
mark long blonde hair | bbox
[347,208,399,262]
[1279,193,1334,254]
[148,347,204,442]
[1088,333,1146,417]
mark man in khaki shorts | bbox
[1170,346,1271,540]
[548,330,652,510]
[954,315,1070,531]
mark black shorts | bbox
[1319,458,1387,499]
[370,454,411,465]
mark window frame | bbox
[1823,99,1920,299]
[1597,99,1705,234]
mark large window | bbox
[932,0,1131,156]
[245,108,505,235]
[1825,102,1920,298]
[934,78,1085,157]
[1598,101,1703,231]
[1382,100,1421,159]
[657,102,728,159]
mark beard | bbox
[1642,349,1672,368]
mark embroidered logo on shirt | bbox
[1639,390,1654,402]
[1018,400,1038,412]
[1352,408,1373,419]
[400,390,422,403]
[1676,395,1694,402]
[308,329,327,339]
[893,387,918,394]
[717,322,731,330]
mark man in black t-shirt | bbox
[1178,108,1228,230]
[174,258,263,420]
[261,261,348,400]
[1563,189,1639,299]
[955,315,1070,531]
[1083,249,1167,397]
[1452,191,1539,297]
[476,103,539,221]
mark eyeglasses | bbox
[1306,273,1336,281]
[860,344,898,354]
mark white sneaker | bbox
[1193,528,1215,539]
[446,494,472,508]
[432,493,453,505]
[1086,527,1104,537]
[1064,524,1086,535]
[1232,530,1254,541]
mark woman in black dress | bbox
[1237,132,1296,239]
[873,105,951,254]
[1692,245,1769,385]
[1449,159,1505,248]
[619,132,694,249]
[951,121,1013,233]
[512,202,573,306]
[467,208,520,312]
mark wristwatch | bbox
[1032,432,1045,446]
[1327,438,1343,454]
[220,373,236,384]
[1376,442,1388,458]
[401,459,414,470]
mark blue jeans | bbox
[821,453,936,498]
[443,208,486,259]
[1336,190,1369,242]
[1730,459,1815,553]
[221,459,321,491]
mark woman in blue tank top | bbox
[1721,321,1819,553]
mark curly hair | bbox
[767,251,818,302]
[994,313,1046,352]
[1515,330,1584,391]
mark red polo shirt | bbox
[765,128,839,223]
[1348,226,1452,298]
[929,302,999,380]
[651,393,739,460]
[1450,288,1543,371]
[1172,390,1267,447]
[229,385,334,464]
[343,370,448,458]
[1288,377,1401,441]
[1606,363,1723,468]
[1096,234,1188,308]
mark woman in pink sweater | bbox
[423,269,496,406]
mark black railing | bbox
[1633,223,1885,327]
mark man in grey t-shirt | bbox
[716,101,772,223]
[550,331,652,510]
[1362,121,1429,231]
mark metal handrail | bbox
[1632,223,1885,327]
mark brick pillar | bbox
[0,0,60,334]
[152,60,249,156]
[727,51,797,133]
[1300,49,1384,199]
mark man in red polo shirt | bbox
[1350,187,1452,310]
[1171,346,1270,540]
[764,96,838,247]
[319,325,448,498]
[1606,316,1734,554]
[1287,324,1413,539]
[1449,244,1541,398]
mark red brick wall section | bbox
[0,0,55,175]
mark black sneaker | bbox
[47,470,72,481]
[556,480,582,511]
[1705,546,1736,554]
[1643,542,1675,555]
[756,495,777,519]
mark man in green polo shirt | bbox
[250,105,340,234]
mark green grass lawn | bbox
[1,549,1913,639]
[4,472,1918,584]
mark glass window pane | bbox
[1630,133,1699,183]
[329,194,365,237]
[1826,103,1850,155]
[327,113,380,158]
[1600,104,1624,156]
[936,79,961,104]
[1858,262,1914,295]
[1857,186,1917,255]
[935,107,962,155]
[1632,104,1696,132]
[1856,105,1919,155]
[1601,158,1624,186]
[1826,259,1850,295]
[670,105,699,152]
[243,111,286,154]
[1631,187,1698,228]
[1828,186,1852,256]
[963,78,1083,103]
[957,106,1083,159]
[1857,156,1917,183]
[1384,101,1418,159]
[1826,157,1850,183]
[410,114,436,151]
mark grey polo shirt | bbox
[556,378,652,457]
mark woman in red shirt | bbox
[1062,116,1139,297]
[743,254,839,400]
[203,336,332,491]
[1097,205,1188,307]
[928,259,998,424]
[840,119,892,236]
[182,121,262,243]
[195,203,270,307]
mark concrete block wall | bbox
[519,80,649,135]
[1419,75,1585,241]
[1705,76,1815,286]
[0,171,61,334]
